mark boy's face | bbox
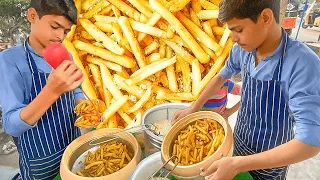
[227,16,268,52]
[28,8,73,48]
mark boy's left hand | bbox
[200,156,241,180]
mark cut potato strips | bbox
[192,59,202,95]
[83,1,110,19]
[68,0,233,130]
[156,91,197,101]
[94,15,118,23]
[80,19,124,55]
[126,56,177,85]
[113,74,144,99]
[107,0,141,21]
[194,38,233,96]
[149,0,210,63]
[86,56,122,72]
[118,16,146,68]
[127,87,152,113]
[197,10,219,20]
[102,95,128,121]
[62,39,97,99]
[176,12,221,53]
[200,0,219,10]
[73,40,136,68]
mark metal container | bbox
[142,103,191,157]
[129,152,163,180]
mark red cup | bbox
[43,42,82,80]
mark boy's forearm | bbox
[229,102,240,114]
[192,74,227,110]
[20,85,60,126]
[237,139,320,173]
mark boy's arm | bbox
[201,51,320,179]
[20,61,84,127]
[221,101,240,120]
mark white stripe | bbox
[282,103,288,144]
[66,91,74,142]
[29,148,64,162]
[22,132,30,159]
[35,121,47,156]
[31,158,61,171]
[244,77,254,144]
[54,99,66,147]
[58,95,69,147]
[33,164,60,177]
[49,104,62,150]
[26,130,35,158]
[20,138,32,180]
[274,85,282,148]
[260,81,270,151]
[251,79,259,149]
[30,154,62,167]
[238,75,250,138]
[267,81,277,150]
[255,81,264,152]
[37,72,53,154]
[30,128,40,157]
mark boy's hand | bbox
[220,108,232,120]
[200,156,241,180]
[46,60,84,96]
[172,106,197,124]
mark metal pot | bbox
[142,103,191,157]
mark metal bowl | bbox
[142,103,191,156]
[60,128,141,179]
[161,111,233,179]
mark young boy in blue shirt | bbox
[0,0,85,179]
[173,0,320,179]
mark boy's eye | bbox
[51,25,58,29]
[236,29,243,33]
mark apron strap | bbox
[272,30,289,81]
[23,39,39,75]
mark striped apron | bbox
[234,32,294,180]
[17,40,81,180]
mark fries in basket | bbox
[65,0,234,130]
[76,140,133,177]
[171,119,225,166]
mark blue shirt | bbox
[0,42,85,137]
[220,34,320,147]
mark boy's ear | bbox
[27,8,38,23]
[260,8,274,26]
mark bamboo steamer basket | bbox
[161,111,233,179]
[60,128,141,180]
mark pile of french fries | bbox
[172,119,224,165]
[76,140,133,177]
[64,0,234,129]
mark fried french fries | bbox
[172,119,224,165]
[68,0,233,130]
[76,141,133,177]
[149,0,210,63]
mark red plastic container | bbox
[43,42,82,80]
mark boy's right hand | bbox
[46,60,84,96]
[172,107,197,125]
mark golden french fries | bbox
[67,0,233,130]
[76,141,133,177]
[172,119,224,165]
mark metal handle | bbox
[88,124,158,146]
[149,155,180,179]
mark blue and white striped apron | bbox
[17,40,81,180]
[234,32,294,180]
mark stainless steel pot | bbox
[142,103,191,157]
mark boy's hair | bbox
[219,0,280,24]
[30,0,77,24]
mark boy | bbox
[202,79,241,120]
[0,0,85,179]
[173,0,320,179]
